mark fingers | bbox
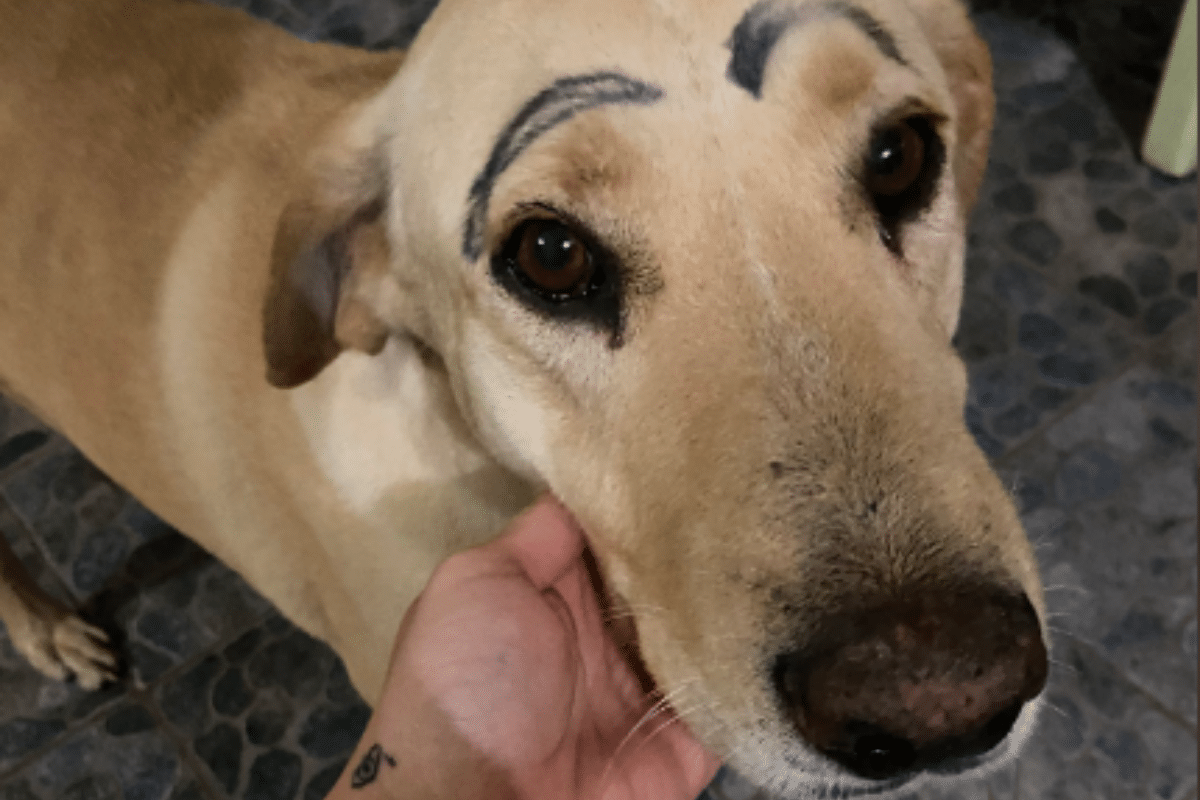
[488,494,586,590]
[669,721,723,796]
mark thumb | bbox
[485,493,587,590]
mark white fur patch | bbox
[289,337,493,517]
[458,320,557,490]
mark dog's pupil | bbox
[872,127,906,176]
[534,224,577,272]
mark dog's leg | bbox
[0,535,117,690]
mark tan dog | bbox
[0,0,1049,794]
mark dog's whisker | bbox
[1039,699,1071,721]
[641,708,690,746]
[1048,656,1079,675]
[602,603,669,620]
[600,678,703,789]
[618,699,717,769]
[1042,583,1089,595]
[598,710,672,789]
[621,682,698,748]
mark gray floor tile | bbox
[956,253,1140,459]
[153,614,367,800]
[114,557,275,689]
[969,0,1185,150]
[1015,636,1197,800]
[0,501,73,612]
[0,410,52,479]
[0,701,214,800]
[1,443,158,605]
[0,504,127,773]
[957,15,1196,460]
[998,322,1197,727]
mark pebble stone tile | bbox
[0,1,1194,800]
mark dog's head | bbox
[264,0,1047,794]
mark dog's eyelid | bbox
[871,97,946,131]
[490,200,604,257]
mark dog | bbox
[0,0,1049,795]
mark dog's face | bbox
[265,0,1048,795]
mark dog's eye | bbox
[863,115,943,254]
[866,121,925,197]
[489,210,621,339]
[505,219,600,300]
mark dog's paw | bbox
[8,603,118,690]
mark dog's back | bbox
[0,0,434,690]
[0,0,396,524]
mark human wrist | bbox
[325,720,404,800]
[325,701,523,800]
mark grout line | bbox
[134,605,317,799]
[0,481,93,612]
[992,346,1147,469]
[139,685,228,800]
[0,591,273,790]
[131,602,276,700]
[158,609,279,793]
[0,681,131,782]
[1058,632,1199,736]
[992,310,1194,470]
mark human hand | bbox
[329,494,721,800]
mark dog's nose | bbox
[774,588,1047,780]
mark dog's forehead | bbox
[405,0,944,114]
[385,0,955,278]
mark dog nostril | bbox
[847,724,917,778]
[978,702,1023,749]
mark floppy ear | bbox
[263,114,396,389]
[907,0,995,216]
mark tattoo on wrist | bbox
[350,744,397,789]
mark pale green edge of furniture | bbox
[1142,0,1198,177]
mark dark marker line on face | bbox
[462,71,663,262]
[837,3,905,64]
[727,0,907,98]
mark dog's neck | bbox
[288,338,479,515]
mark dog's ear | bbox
[907,0,995,216]
[263,106,397,389]
[264,194,391,388]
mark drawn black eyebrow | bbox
[461,71,663,261]
[728,0,907,98]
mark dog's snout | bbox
[774,588,1047,780]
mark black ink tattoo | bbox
[350,744,397,789]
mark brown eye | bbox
[491,210,620,334]
[866,119,926,198]
[511,219,595,298]
[861,115,943,255]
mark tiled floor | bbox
[0,1,1194,799]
